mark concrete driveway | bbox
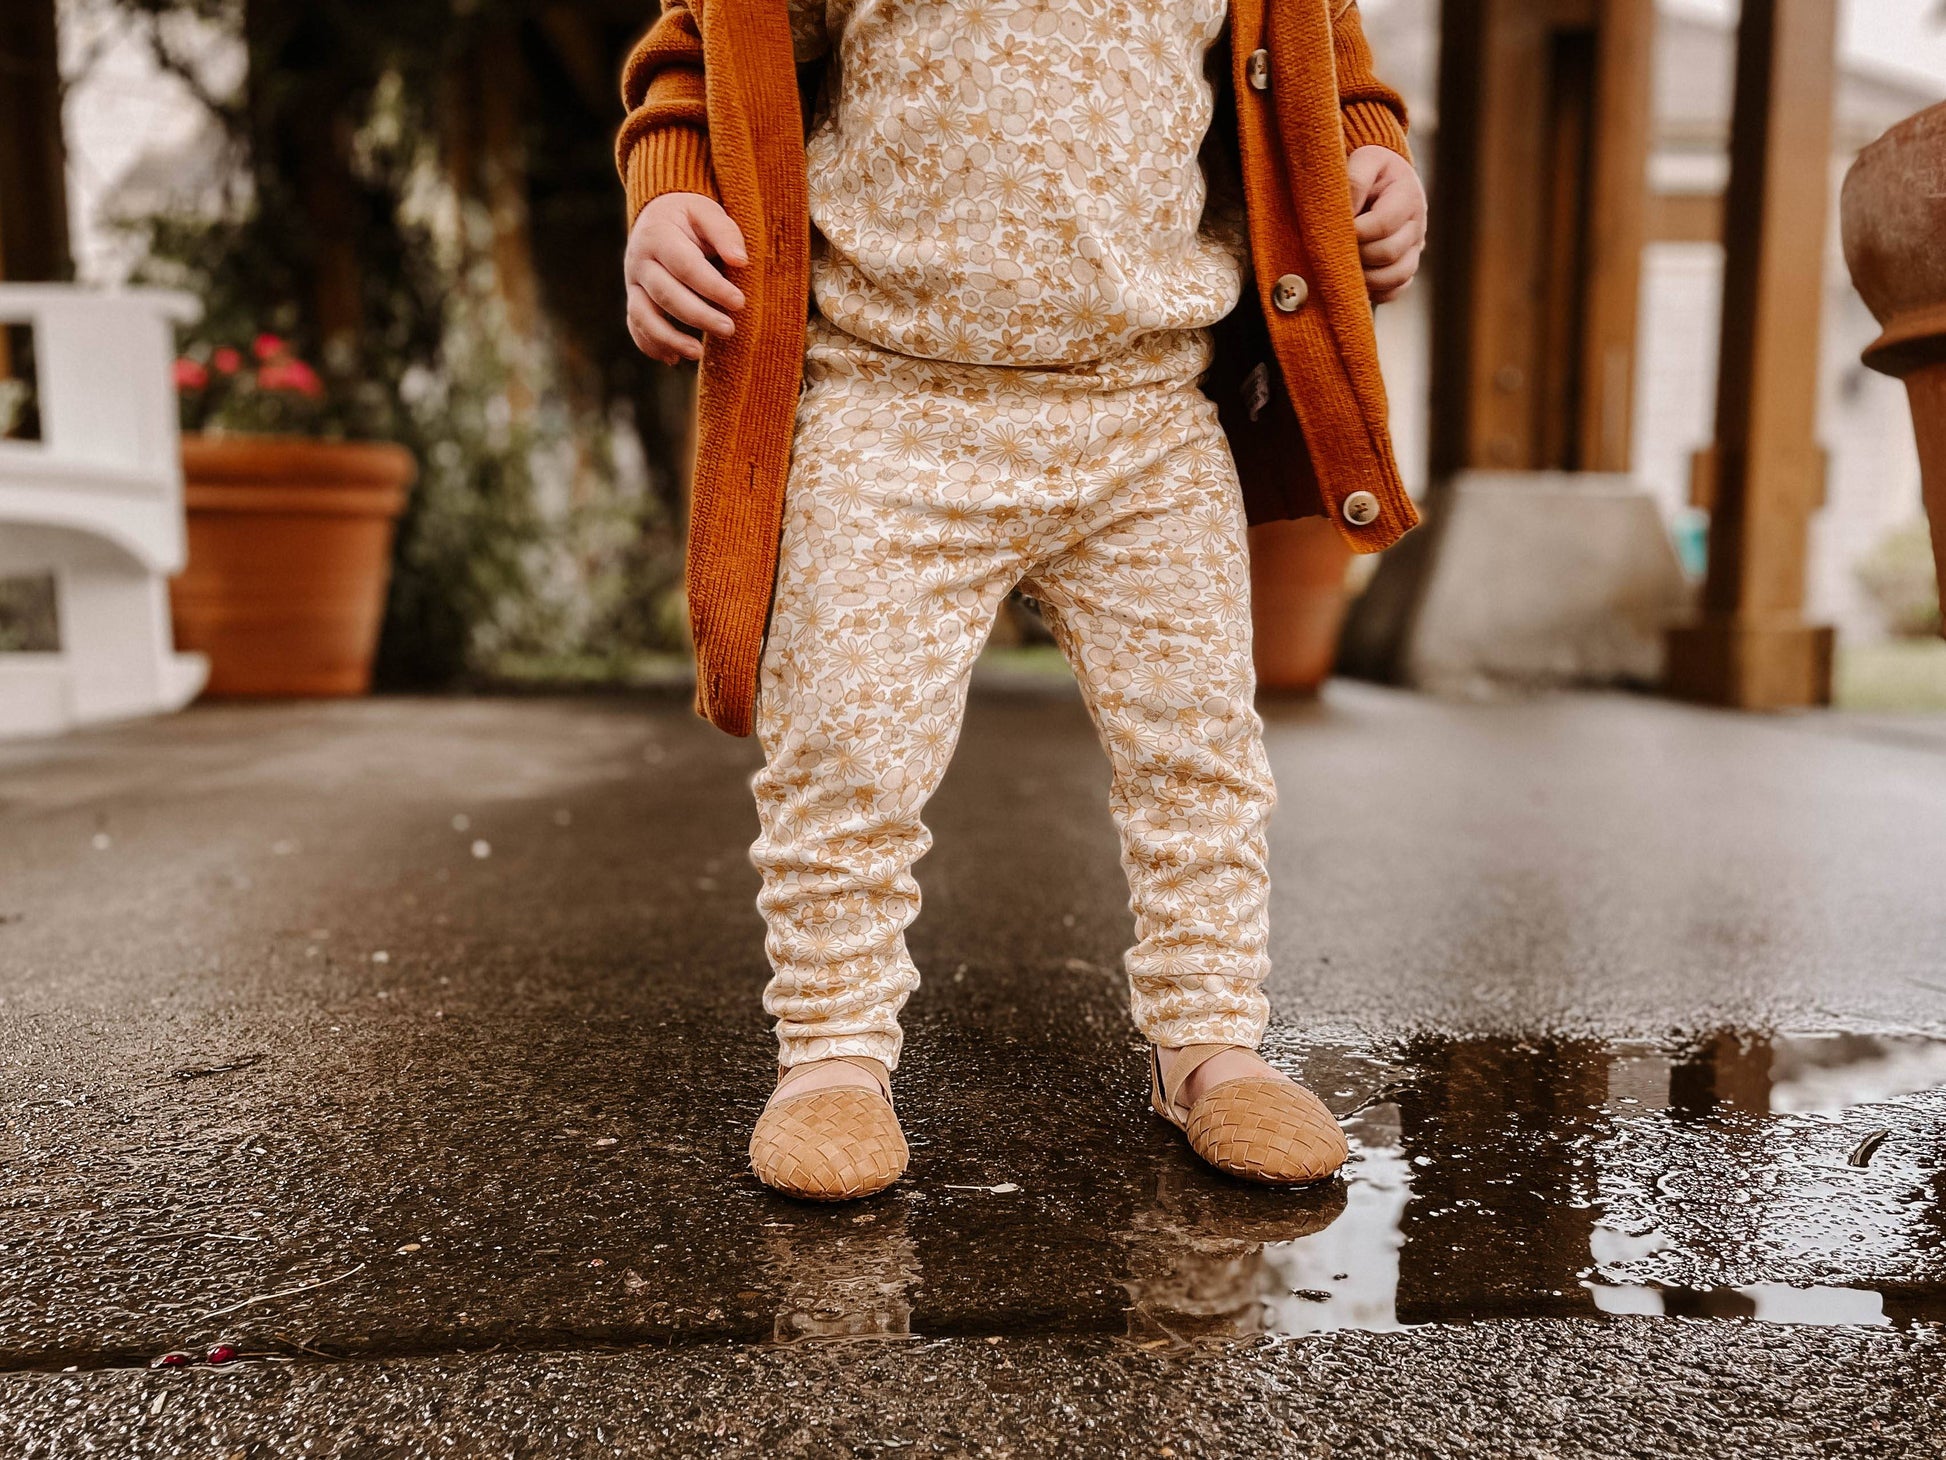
[0,681,1941,1456]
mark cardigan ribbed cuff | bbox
[623,126,717,223]
[1342,100,1410,162]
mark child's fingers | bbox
[1353,182,1419,243]
[685,198,749,268]
[1346,149,1386,215]
[627,288,704,363]
[627,310,688,367]
[1358,220,1424,268]
[1363,250,1422,298]
[660,233,747,313]
[639,260,738,337]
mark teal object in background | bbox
[1673,509,1710,579]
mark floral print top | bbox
[789,0,1247,367]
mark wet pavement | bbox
[0,681,1942,1455]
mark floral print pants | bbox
[750,321,1275,1069]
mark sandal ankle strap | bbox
[773,1055,892,1103]
[1153,1043,1238,1121]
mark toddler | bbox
[618,0,1426,1199]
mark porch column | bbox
[1664,0,1840,709]
[0,0,72,283]
[1341,0,1689,694]
[1427,0,1656,478]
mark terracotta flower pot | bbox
[1248,516,1355,694]
[169,435,416,697]
[1842,101,1946,631]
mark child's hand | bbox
[624,192,749,364]
[1347,146,1427,305]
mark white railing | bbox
[0,284,208,738]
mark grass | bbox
[480,650,696,690]
[1834,638,1946,713]
[464,637,1946,714]
[974,643,1075,680]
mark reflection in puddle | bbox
[1124,1030,1946,1339]
[1589,1281,1889,1325]
[749,1031,1943,1346]
[1117,1159,1349,1344]
[765,1210,921,1344]
[1257,1108,1410,1334]
[1769,1034,1946,1115]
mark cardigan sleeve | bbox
[1332,1,1411,161]
[616,0,716,223]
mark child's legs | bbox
[1027,383,1275,1050]
[750,351,1028,1070]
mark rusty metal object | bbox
[1842,101,1946,632]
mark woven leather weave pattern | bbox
[749,1087,908,1201]
[1183,1079,1349,1186]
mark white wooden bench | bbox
[0,285,208,738]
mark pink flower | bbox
[211,347,243,375]
[257,358,325,398]
[172,357,209,391]
[253,333,288,362]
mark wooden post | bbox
[1665,0,1839,709]
[1577,0,1656,473]
[0,0,72,285]
[1344,0,1675,691]
[1429,0,1551,476]
[242,1,366,352]
[1428,0,1654,478]
[443,18,544,420]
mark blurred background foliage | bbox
[106,0,693,688]
[1855,519,1945,640]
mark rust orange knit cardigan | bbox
[619,0,1417,736]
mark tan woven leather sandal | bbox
[749,1056,908,1201]
[1150,1045,1349,1186]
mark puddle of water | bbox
[750,1030,1944,1348]
[1257,1115,1411,1335]
[1588,1282,1889,1325]
[1116,1030,1946,1341]
[1768,1033,1946,1115]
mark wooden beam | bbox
[242,2,366,349]
[1430,0,1552,475]
[1348,1,1680,691]
[1576,0,1655,472]
[442,18,543,419]
[1648,191,1725,245]
[1666,0,1838,709]
[1425,0,1487,479]
[1534,21,1596,470]
[1428,0,1654,477]
[0,0,72,283]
